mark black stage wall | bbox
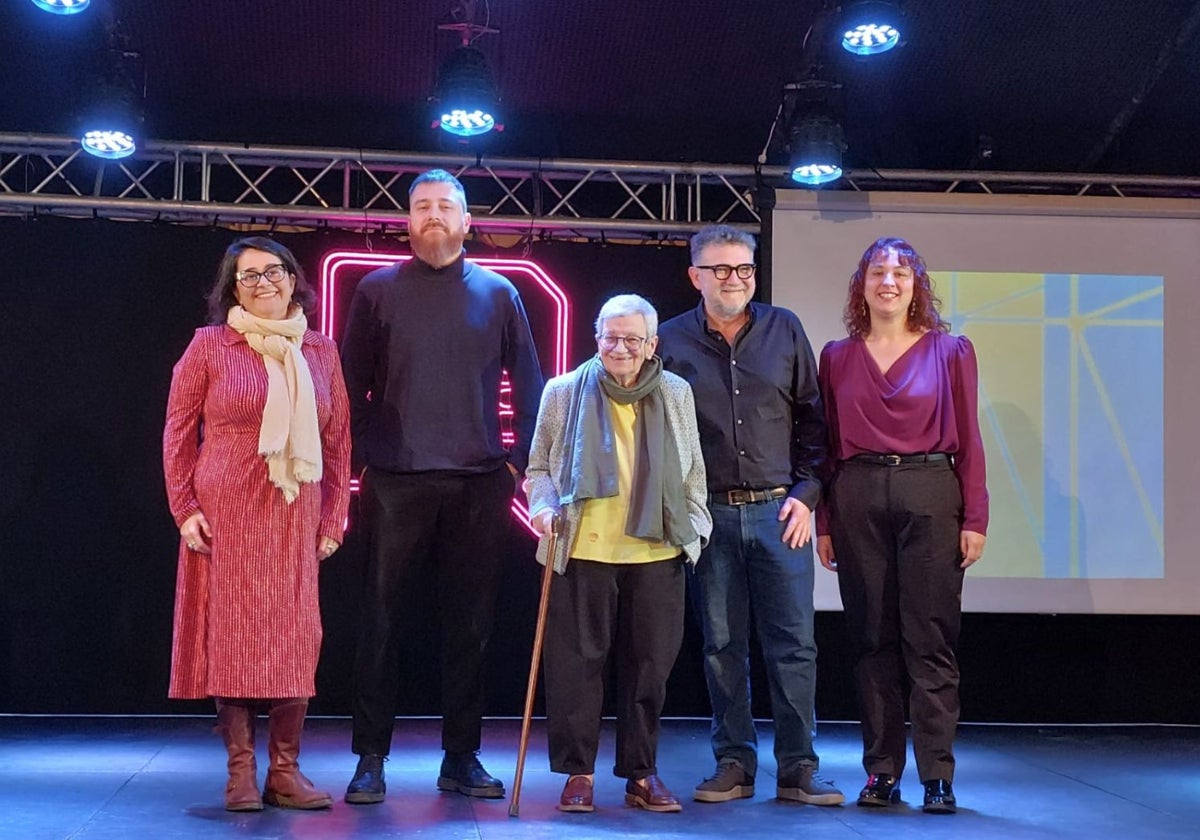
[0,217,1196,724]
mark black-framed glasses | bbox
[695,263,756,281]
[235,264,290,287]
[597,333,648,352]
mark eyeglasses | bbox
[235,264,290,287]
[695,263,756,281]
[597,333,648,352]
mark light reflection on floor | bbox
[0,716,1196,839]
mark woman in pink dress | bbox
[163,237,351,811]
[816,237,987,815]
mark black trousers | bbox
[829,458,965,783]
[543,557,685,779]
[351,465,513,756]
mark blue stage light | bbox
[842,23,900,56]
[81,129,136,159]
[77,43,144,161]
[31,0,90,14]
[440,108,496,138]
[788,112,844,187]
[791,163,843,186]
[840,2,902,56]
[78,83,141,160]
[435,47,499,138]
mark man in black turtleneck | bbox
[340,169,544,804]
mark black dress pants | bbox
[829,458,965,783]
[543,556,685,779]
[351,465,512,756]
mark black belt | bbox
[848,452,951,466]
[710,486,789,505]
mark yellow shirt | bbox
[570,400,680,564]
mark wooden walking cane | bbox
[509,512,559,818]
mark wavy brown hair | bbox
[843,237,949,338]
[205,236,316,324]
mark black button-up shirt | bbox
[658,301,826,511]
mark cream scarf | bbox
[226,305,322,503]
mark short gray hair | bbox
[595,293,659,338]
[689,224,756,263]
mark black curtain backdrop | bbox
[0,216,1195,724]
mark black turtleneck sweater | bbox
[340,253,544,475]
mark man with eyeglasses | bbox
[658,224,843,807]
[339,169,544,804]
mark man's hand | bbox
[778,497,812,549]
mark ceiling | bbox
[3,0,1200,179]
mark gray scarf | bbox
[557,355,697,548]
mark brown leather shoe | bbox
[625,775,682,812]
[558,775,594,812]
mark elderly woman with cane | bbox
[524,293,711,813]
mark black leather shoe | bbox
[922,779,956,814]
[345,753,386,804]
[857,774,901,807]
[437,752,506,799]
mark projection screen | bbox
[770,190,1197,614]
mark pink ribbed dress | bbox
[163,325,351,699]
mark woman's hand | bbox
[816,535,837,572]
[531,508,559,538]
[317,537,340,560]
[180,511,212,555]
[960,530,986,568]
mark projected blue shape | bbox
[1041,273,1163,579]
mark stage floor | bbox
[1,716,1196,839]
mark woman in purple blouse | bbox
[815,237,988,815]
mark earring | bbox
[860,300,868,317]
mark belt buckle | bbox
[885,454,902,466]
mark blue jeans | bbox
[689,497,818,778]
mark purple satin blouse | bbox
[817,330,989,535]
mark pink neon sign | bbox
[320,251,571,534]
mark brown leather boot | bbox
[262,698,333,809]
[214,698,263,811]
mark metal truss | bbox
[839,168,1200,199]
[0,133,763,242]
[4,133,1200,241]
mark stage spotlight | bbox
[78,52,144,160]
[787,113,844,185]
[434,46,498,138]
[841,1,902,56]
[31,0,90,14]
[779,78,845,187]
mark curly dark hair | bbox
[205,236,317,324]
[843,236,949,338]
